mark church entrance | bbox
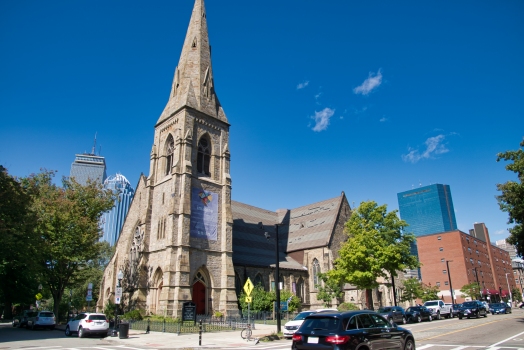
[192,281,206,315]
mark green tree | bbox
[460,282,481,300]
[511,287,522,303]
[0,167,41,318]
[497,138,524,256]
[326,201,419,309]
[316,272,344,307]
[399,278,423,306]
[238,285,273,313]
[421,283,440,302]
[21,171,115,318]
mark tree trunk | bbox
[391,273,397,306]
[366,289,374,310]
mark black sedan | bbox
[377,306,407,325]
[405,306,433,323]
[458,300,488,319]
[292,310,415,350]
[489,302,512,314]
[452,304,463,318]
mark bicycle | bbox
[240,324,259,344]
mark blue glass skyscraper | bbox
[397,184,458,237]
[101,174,134,246]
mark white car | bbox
[27,311,56,330]
[65,312,109,338]
[283,309,337,339]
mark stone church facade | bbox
[98,0,401,317]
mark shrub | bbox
[338,302,359,311]
[122,309,143,320]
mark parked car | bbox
[377,306,407,325]
[12,310,36,328]
[423,300,452,319]
[65,312,110,338]
[405,306,433,323]
[457,300,488,319]
[283,309,337,339]
[444,303,455,318]
[26,311,56,330]
[489,302,512,314]
[291,310,415,350]
[452,304,463,318]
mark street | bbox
[0,310,523,350]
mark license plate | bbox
[95,321,103,325]
[308,336,319,343]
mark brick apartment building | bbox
[417,223,517,303]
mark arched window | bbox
[254,273,264,290]
[197,137,211,176]
[235,273,242,297]
[312,259,321,288]
[296,277,304,302]
[165,135,175,175]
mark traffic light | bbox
[499,286,503,295]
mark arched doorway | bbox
[192,271,208,315]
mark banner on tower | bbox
[190,188,218,241]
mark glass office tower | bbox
[70,153,107,186]
[101,174,134,246]
[397,184,457,237]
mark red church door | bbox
[192,281,206,315]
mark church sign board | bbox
[182,302,197,325]
[190,188,218,241]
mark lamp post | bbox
[505,273,512,306]
[446,260,454,304]
[265,224,282,334]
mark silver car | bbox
[27,311,56,330]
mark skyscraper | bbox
[70,152,107,186]
[101,174,134,246]
[397,184,458,237]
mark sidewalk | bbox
[56,322,281,349]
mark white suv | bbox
[283,309,337,339]
[65,312,109,338]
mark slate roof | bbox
[231,193,345,270]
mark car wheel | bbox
[428,315,433,322]
[78,327,86,338]
[436,312,441,320]
[65,326,71,336]
[476,312,480,319]
[458,315,463,319]
[402,317,407,325]
[417,315,422,323]
[404,338,415,350]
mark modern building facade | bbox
[397,184,458,237]
[496,239,519,261]
[101,174,135,246]
[417,223,516,303]
[70,153,107,186]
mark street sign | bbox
[115,296,121,304]
[245,296,252,303]
[243,278,254,296]
[280,301,288,312]
[115,287,122,298]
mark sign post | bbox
[243,278,254,327]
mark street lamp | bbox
[446,260,454,304]
[505,273,512,306]
[264,224,282,334]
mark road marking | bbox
[418,319,506,341]
[450,346,468,350]
[489,330,524,347]
[416,345,435,350]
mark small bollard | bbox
[146,318,150,334]
[198,319,203,346]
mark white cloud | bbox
[379,117,388,122]
[311,108,335,132]
[496,229,507,235]
[402,134,449,163]
[297,81,309,90]
[353,69,383,95]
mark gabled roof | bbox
[231,193,347,269]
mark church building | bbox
[98,0,395,317]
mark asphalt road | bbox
[1,310,523,350]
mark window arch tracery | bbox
[165,134,175,175]
[312,259,321,289]
[197,136,211,176]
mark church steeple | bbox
[158,0,227,125]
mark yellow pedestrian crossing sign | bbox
[245,296,252,303]
[243,278,254,296]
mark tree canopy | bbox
[399,278,423,306]
[20,170,115,318]
[324,201,419,308]
[497,138,524,256]
[459,282,482,300]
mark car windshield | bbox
[377,307,392,313]
[89,315,107,320]
[454,304,462,308]
[462,302,477,308]
[293,311,315,320]
[301,317,341,332]
[490,303,504,307]
[39,312,54,317]
[424,301,438,306]
[406,307,421,312]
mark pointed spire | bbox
[158,0,228,124]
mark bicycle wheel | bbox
[241,328,252,340]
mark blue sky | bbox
[1,0,523,241]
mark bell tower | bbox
[146,0,237,317]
